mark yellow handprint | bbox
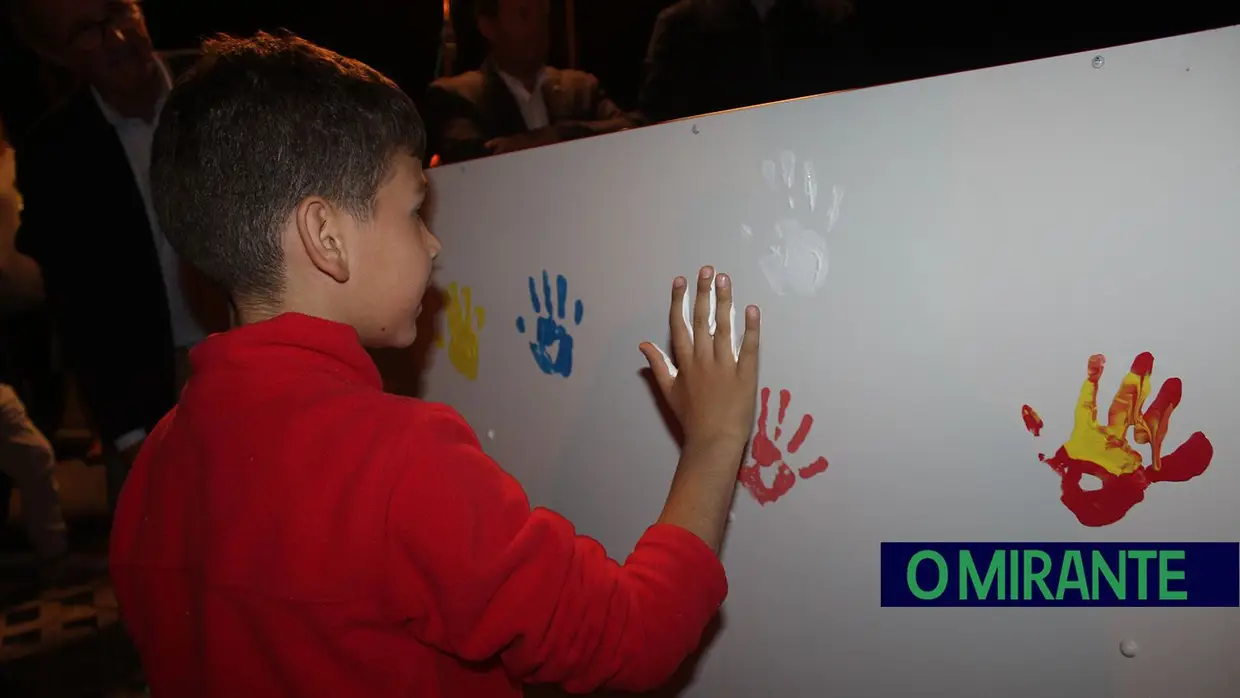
[436,282,486,381]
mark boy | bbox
[109,32,762,697]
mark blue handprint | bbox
[516,270,584,377]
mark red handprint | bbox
[738,387,830,505]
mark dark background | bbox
[5,0,1239,135]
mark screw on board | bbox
[1092,55,1105,69]
[691,124,700,135]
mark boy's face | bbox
[346,153,441,348]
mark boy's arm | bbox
[383,406,727,693]
[384,268,760,693]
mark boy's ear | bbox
[294,197,351,283]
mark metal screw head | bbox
[1092,55,1105,69]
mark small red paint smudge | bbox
[1021,404,1044,436]
[1137,376,1181,471]
[775,389,790,439]
[1086,354,1105,383]
[1130,351,1154,378]
[1146,431,1213,483]
[798,457,829,478]
[786,414,813,453]
[749,387,782,466]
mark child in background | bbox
[1,120,71,587]
[109,32,761,697]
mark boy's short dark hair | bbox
[151,31,426,302]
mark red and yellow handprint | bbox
[1024,352,1214,527]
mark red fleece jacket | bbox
[109,312,727,697]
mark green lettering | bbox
[1158,550,1187,601]
[1129,550,1156,600]
[908,551,949,600]
[1092,550,1125,600]
[1010,549,1019,600]
[1056,550,1090,600]
[1022,550,1054,600]
[960,550,1005,600]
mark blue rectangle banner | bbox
[880,542,1239,607]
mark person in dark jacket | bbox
[425,0,637,164]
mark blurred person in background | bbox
[0,6,75,531]
[425,0,638,164]
[0,118,95,589]
[10,0,229,512]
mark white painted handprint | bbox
[741,150,843,297]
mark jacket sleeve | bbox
[545,73,640,143]
[381,404,727,693]
[423,84,493,165]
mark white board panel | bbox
[414,25,1240,698]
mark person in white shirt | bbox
[425,0,639,164]
[10,0,230,511]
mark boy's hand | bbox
[641,266,761,455]
[641,266,761,552]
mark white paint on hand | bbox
[653,273,742,378]
[653,343,678,378]
[744,151,842,297]
[680,277,741,359]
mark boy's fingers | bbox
[713,274,735,363]
[639,343,676,398]
[668,276,693,368]
[692,266,714,360]
[736,305,761,379]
